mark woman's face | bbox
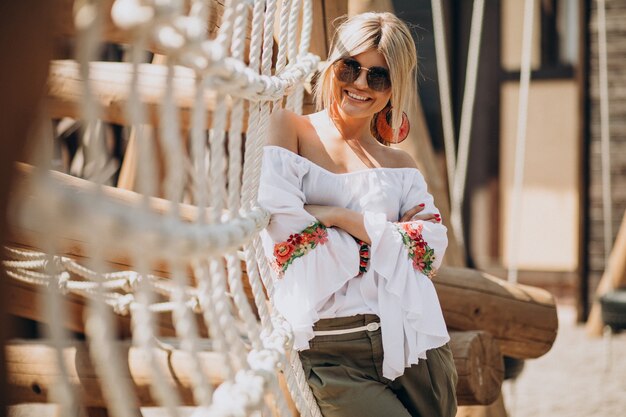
[331,49,392,121]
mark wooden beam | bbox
[54,0,240,56]
[47,60,241,132]
[435,267,558,359]
[6,333,501,408]
[5,340,228,407]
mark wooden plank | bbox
[47,60,242,132]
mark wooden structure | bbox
[5,331,502,407]
[1,1,560,416]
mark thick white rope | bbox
[431,0,457,200]
[30,115,82,417]
[596,0,613,270]
[73,2,140,416]
[449,0,485,255]
[285,0,303,111]
[506,0,535,284]
[6,1,324,416]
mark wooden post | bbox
[586,210,626,336]
[449,331,504,406]
[0,1,58,416]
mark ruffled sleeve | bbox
[361,169,449,380]
[258,147,361,349]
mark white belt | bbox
[313,322,380,336]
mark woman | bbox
[259,12,457,417]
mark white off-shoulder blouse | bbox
[258,145,449,380]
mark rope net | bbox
[5,0,321,416]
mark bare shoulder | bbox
[267,108,308,153]
[380,146,418,169]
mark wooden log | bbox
[450,331,503,406]
[586,210,626,337]
[4,277,187,339]
[435,267,558,359]
[456,392,508,417]
[47,60,237,132]
[5,340,228,407]
[6,334,499,408]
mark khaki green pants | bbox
[299,315,458,417]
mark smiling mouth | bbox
[344,90,371,102]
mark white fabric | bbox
[259,145,450,380]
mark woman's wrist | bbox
[329,206,352,228]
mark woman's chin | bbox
[338,100,374,119]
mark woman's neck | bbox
[327,106,375,146]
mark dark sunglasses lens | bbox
[334,59,360,83]
[367,67,391,91]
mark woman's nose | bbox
[353,69,368,89]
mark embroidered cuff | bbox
[272,221,328,276]
[397,222,437,278]
[355,239,370,274]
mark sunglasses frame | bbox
[332,57,392,92]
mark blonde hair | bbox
[314,12,418,140]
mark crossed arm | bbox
[304,204,441,245]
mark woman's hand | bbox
[399,203,441,223]
[304,204,342,228]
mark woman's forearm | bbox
[329,207,371,244]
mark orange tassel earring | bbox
[370,105,410,145]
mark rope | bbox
[506,0,535,284]
[449,0,485,255]
[431,0,457,199]
[8,0,324,415]
[596,0,613,271]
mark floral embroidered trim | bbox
[355,239,370,274]
[272,221,329,275]
[397,222,437,278]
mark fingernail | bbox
[435,214,440,218]
[419,203,425,207]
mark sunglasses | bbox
[332,57,391,92]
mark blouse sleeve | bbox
[361,169,449,379]
[258,147,360,350]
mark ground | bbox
[501,303,626,417]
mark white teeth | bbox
[346,91,369,101]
